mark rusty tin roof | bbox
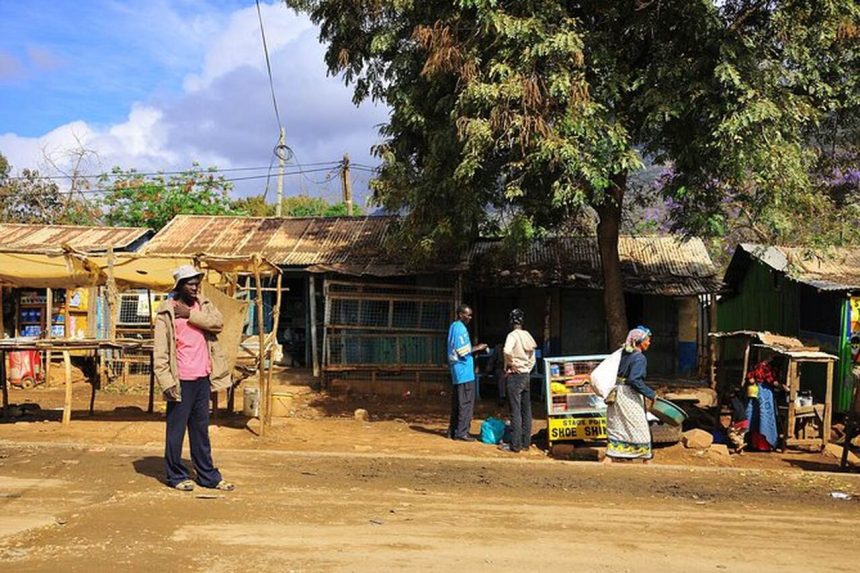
[470,236,721,295]
[0,223,152,254]
[728,243,860,292]
[142,215,461,275]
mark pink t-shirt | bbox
[174,301,211,380]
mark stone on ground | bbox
[682,429,714,449]
[354,408,369,422]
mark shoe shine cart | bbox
[544,354,609,449]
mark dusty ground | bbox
[0,376,858,572]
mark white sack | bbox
[589,348,622,399]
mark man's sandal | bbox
[214,480,235,491]
[174,479,195,491]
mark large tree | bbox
[289,1,857,345]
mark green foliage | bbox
[98,164,238,231]
[279,196,363,217]
[230,195,363,217]
[289,1,858,253]
[230,195,276,217]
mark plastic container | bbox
[649,397,688,427]
[242,387,260,417]
[270,389,294,417]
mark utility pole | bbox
[340,153,354,216]
[275,127,285,217]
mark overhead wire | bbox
[255,0,282,130]
[0,167,343,198]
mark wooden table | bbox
[0,338,152,424]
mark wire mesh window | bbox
[117,292,154,326]
[324,280,454,369]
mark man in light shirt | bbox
[503,308,537,453]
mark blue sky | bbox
[0,1,387,202]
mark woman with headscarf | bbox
[605,326,657,463]
[503,308,537,453]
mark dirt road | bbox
[0,440,858,573]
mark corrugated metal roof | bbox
[737,243,860,291]
[143,215,457,275]
[0,224,152,254]
[469,236,721,295]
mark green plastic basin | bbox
[649,397,687,427]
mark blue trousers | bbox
[165,377,222,487]
[448,381,476,439]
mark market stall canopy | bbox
[0,250,103,288]
[0,250,279,291]
[91,254,281,291]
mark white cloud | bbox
[0,2,387,200]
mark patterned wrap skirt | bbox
[606,384,652,460]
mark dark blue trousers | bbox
[165,377,222,487]
[447,381,476,439]
[506,373,532,451]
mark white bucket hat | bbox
[172,264,204,291]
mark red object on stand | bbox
[8,350,42,388]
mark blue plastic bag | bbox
[480,416,506,444]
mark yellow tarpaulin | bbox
[0,252,103,288]
[0,251,280,292]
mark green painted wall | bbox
[718,260,799,334]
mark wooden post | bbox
[340,153,354,216]
[89,358,97,417]
[106,248,117,342]
[63,289,71,338]
[87,287,98,338]
[14,289,20,338]
[273,272,283,361]
[709,335,718,390]
[787,359,798,445]
[45,287,53,384]
[740,342,751,387]
[147,350,155,414]
[824,360,834,446]
[62,350,72,425]
[309,274,319,378]
[254,261,267,434]
[1,350,8,418]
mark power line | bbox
[0,167,343,198]
[255,0,282,129]
[3,160,344,182]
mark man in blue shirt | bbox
[447,304,487,441]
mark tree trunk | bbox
[594,172,628,349]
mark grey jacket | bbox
[153,295,231,399]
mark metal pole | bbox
[309,274,319,377]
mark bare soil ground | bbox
[0,376,858,572]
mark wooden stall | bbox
[711,331,836,450]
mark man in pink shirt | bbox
[153,265,234,491]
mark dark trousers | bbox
[448,381,476,439]
[506,373,532,451]
[165,377,222,487]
